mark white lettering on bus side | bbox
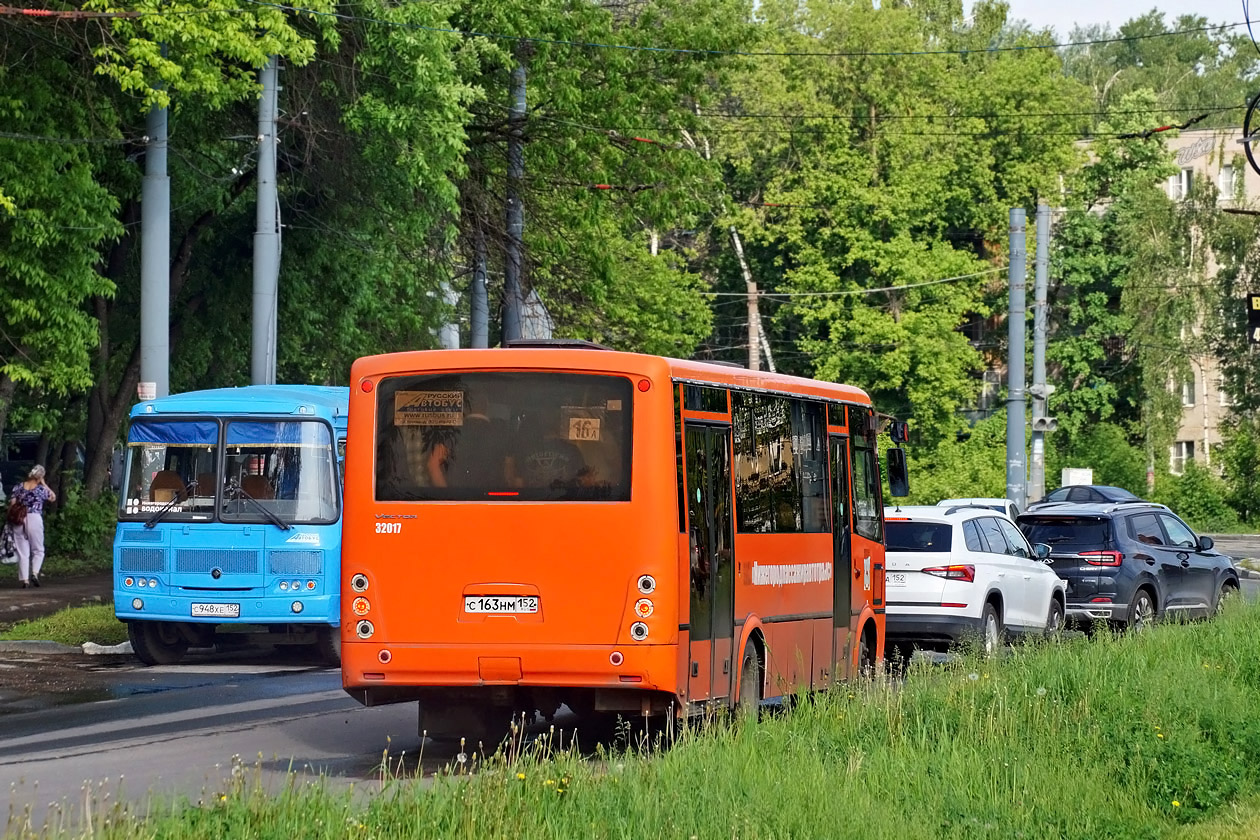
[750,561,832,587]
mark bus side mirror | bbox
[889,421,910,444]
[886,447,909,497]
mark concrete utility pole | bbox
[139,96,170,400]
[470,226,490,348]
[729,226,763,371]
[502,51,528,344]
[1006,208,1028,511]
[439,283,460,349]
[1029,203,1054,503]
[251,56,281,386]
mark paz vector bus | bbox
[339,343,908,740]
[114,386,349,665]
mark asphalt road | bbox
[0,664,438,829]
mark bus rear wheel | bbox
[314,626,341,666]
[128,621,190,666]
[736,644,762,720]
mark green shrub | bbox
[45,484,116,571]
[1153,463,1239,532]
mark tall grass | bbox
[11,603,1260,840]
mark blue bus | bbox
[113,386,349,665]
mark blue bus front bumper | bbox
[115,590,340,625]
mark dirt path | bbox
[0,572,114,628]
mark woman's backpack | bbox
[6,500,27,527]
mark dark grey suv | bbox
[1016,502,1239,629]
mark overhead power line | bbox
[696,104,1245,122]
[0,4,138,17]
[234,1,1247,60]
[701,267,1005,298]
[0,130,141,145]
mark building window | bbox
[1170,441,1195,476]
[1180,373,1196,407]
[1219,165,1236,202]
[1218,375,1235,407]
[1168,168,1194,201]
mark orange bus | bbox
[341,343,900,738]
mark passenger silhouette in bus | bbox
[507,408,586,490]
[426,393,508,489]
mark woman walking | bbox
[10,465,56,588]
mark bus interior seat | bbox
[150,470,187,503]
[195,473,216,495]
[240,474,274,500]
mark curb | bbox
[0,640,81,655]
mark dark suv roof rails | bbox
[1104,501,1165,513]
[504,339,613,350]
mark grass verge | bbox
[0,603,126,646]
[9,603,1260,840]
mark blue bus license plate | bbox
[192,603,240,618]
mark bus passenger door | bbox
[829,435,853,680]
[685,424,734,705]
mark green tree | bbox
[702,0,1086,447]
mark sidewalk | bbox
[0,572,113,628]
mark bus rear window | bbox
[375,372,632,501]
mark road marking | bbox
[0,688,349,758]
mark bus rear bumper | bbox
[342,642,678,703]
[114,591,340,625]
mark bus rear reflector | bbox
[363,673,385,680]
[619,675,643,682]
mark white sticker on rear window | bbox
[394,391,464,426]
[607,399,622,411]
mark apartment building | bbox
[1160,128,1256,474]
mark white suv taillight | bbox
[1081,550,1123,566]
[922,564,976,582]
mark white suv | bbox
[883,504,1066,665]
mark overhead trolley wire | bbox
[700,267,1005,298]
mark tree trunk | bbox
[82,344,141,499]
[82,171,254,500]
[0,374,16,453]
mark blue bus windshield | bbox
[119,419,338,525]
[120,421,219,520]
[222,421,338,525]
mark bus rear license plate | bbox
[464,596,539,614]
[887,573,907,587]
[192,603,240,618]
